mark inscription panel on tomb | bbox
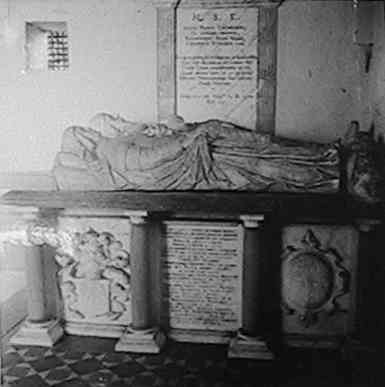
[162,221,243,331]
[177,7,259,129]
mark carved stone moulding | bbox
[55,215,133,337]
[0,207,139,339]
[177,0,281,8]
[150,0,281,7]
[281,225,358,347]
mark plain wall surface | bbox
[368,2,385,138]
[0,0,157,174]
[276,0,363,142]
[0,0,371,176]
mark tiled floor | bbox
[1,334,383,387]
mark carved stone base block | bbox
[228,332,273,360]
[10,319,63,347]
[284,334,342,349]
[115,327,166,354]
[64,322,126,338]
[169,328,231,344]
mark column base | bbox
[115,326,166,354]
[10,319,64,347]
[228,331,274,360]
[168,328,231,344]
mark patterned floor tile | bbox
[4,364,35,378]
[68,358,104,375]
[1,351,25,368]
[81,369,119,386]
[30,354,66,372]
[39,365,77,384]
[108,361,146,378]
[98,352,131,367]
[1,335,383,387]
[54,336,115,354]
[20,347,53,360]
[6,374,50,387]
[58,350,88,364]
[54,378,90,387]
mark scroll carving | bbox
[281,229,350,328]
[0,218,131,323]
[55,228,131,322]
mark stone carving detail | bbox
[53,113,340,193]
[55,228,131,321]
[281,229,350,328]
[0,218,131,323]
[0,216,72,250]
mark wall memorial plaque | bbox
[155,0,278,132]
[177,7,259,129]
[162,221,243,331]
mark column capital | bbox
[129,211,149,225]
[177,0,281,8]
[355,218,382,233]
[240,215,264,228]
[151,0,179,8]
[0,207,66,248]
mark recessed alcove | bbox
[25,21,69,72]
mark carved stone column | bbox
[115,212,165,353]
[0,206,63,347]
[228,215,273,359]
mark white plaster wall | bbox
[368,2,385,137]
[276,0,362,143]
[0,0,368,175]
[0,0,157,174]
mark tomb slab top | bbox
[0,191,383,220]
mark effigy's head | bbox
[89,112,146,137]
[342,121,385,203]
[164,114,186,131]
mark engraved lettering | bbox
[162,222,242,331]
[177,8,259,129]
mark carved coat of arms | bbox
[55,228,131,323]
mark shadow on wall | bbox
[0,269,27,340]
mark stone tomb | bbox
[0,191,379,359]
[0,0,375,360]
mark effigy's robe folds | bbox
[53,113,340,193]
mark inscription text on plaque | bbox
[162,221,243,331]
[177,8,259,129]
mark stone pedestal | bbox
[228,215,273,359]
[4,208,64,347]
[11,319,63,347]
[115,213,166,353]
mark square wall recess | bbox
[25,21,69,72]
